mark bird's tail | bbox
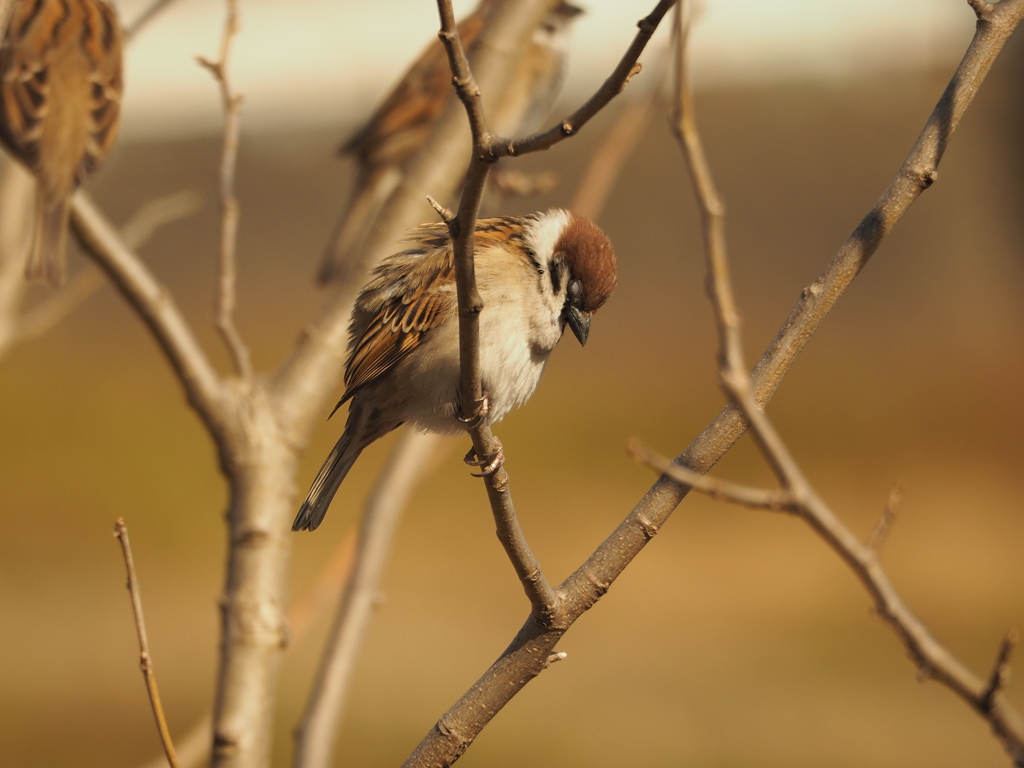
[292,429,364,532]
[24,191,69,285]
[316,167,400,285]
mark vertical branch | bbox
[114,518,182,768]
[433,0,560,623]
[198,0,252,381]
[670,0,746,393]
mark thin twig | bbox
[293,432,447,768]
[197,0,252,381]
[628,439,795,511]
[114,519,182,768]
[495,0,676,159]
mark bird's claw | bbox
[464,436,505,477]
[456,393,490,430]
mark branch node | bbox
[426,195,455,223]
[968,0,994,21]
[865,481,901,552]
[546,651,568,666]
[635,514,660,540]
[801,282,823,301]
[623,62,643,87]
[982,631,1019,711]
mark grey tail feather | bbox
[24,194,69,286]
[292,430,363,532]
[316,168,400,286]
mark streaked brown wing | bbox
[339,243,456,405]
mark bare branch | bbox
[628,439,795,511]
[197,0,251,381]
[114,518,182,768]
[70,192,227,435]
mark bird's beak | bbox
[566,306,591,346]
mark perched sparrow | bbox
[0,0,124,285]
[317,0,583,285]
[294,208,617,531]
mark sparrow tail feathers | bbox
[292,429,363,531]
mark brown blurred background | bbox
[1,4,1024,768]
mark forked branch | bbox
[665,0,1024,762]
[197,0,251,381]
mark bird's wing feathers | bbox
[339,239,457,406]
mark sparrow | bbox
[294,208,617,531]
[317,0,583,285]
[0,0,124,285]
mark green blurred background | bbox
[2,4,1024,767]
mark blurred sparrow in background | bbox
[317,0,583,285]
[0,0,124,285]
[295,208,617,531]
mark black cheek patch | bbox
[549,262,563,296]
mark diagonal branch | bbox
[491,0,675,159]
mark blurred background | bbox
[1,0,1023,766]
